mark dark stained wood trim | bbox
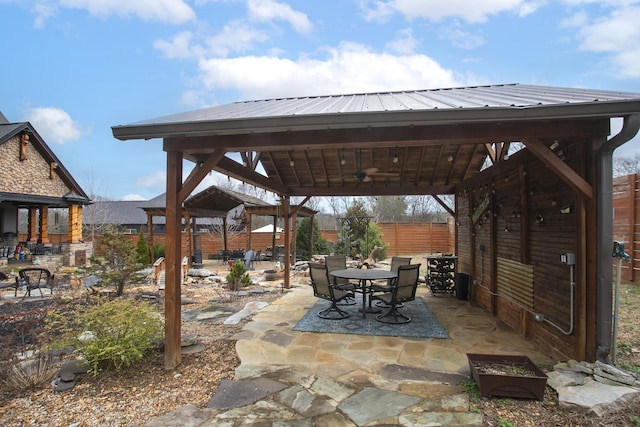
[433,195,454,217]
[163,120,610,152]
[165,150,183,369]
[179,150,226,203]
[523,138,594,199]
[213,156,290,195]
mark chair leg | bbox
[376,304,411,324]
[337,294,357,306]
[318,302,350,319]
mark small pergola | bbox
[140,185,317,262]
[113,84,640,369]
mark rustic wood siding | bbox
[457,147,584,361]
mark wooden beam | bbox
[287,183,455,197]
[163,119,610,152]
[433,195,454,217]
[179,150,226,203]
[523,138,594,199]
[214,156,290,195]
[164,150,183,370]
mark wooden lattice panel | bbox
[496,257,534,310]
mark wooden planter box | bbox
[467,353,548,401]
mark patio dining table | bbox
[330,268,397,318]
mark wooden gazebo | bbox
[113,84,640,369]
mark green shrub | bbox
[153,243,165,260]
[226,260,251,291]
[45,298,163,373]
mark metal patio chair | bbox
[371,263,421,324]
[309,262,354,320]
[15,267,55,300]
[324,255,357,305]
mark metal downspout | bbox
[596,114,640,363]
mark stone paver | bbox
[147,283,562,426]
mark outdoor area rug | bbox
[292,298,449,339]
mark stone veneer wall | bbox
[0,135,72,197]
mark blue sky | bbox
[1,0,640,202]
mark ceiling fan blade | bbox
[363,167,379,175]
[370,172,399,177]
[363,175,373,183]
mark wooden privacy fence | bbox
[613,173,640,282]
[321,221,454,257]
[88,220,456,260]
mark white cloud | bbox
[197,42,460,99]
[247,0,313,34]
[154,31,203,59]
[573,6,640,78]
[155,23,268,59]
[358,0,539,23]
[59,0,196,24]
[136,171,166,189]
[439,20,485,49]
[205,21,269,56]
[121,193,147,201]
[24,107,86,144]
[385,28,419,54]
[32,2,58,28]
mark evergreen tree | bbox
[135,231,151,265]
[88,225,144,296]
[296,217,329,260]
[335,200,388,260]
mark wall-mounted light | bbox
[447,152,454,162]
[289,159,295,167]
[340,150,346,166]
[392,149,399,164]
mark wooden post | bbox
[164,150,183,370]
[67,205,83,244]
[281,196,291,289]
[185,213,192,268]
[27,208,37,242]
[146,213,154,262]
[246,209,252,251]
[308,215,314,260]
[39,206,49,244]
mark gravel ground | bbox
[1,271,639,426]
[0,278,283,427]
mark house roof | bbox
[0,120,91,206]
[112,83,640,199]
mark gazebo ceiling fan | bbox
[347,148,399,183]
